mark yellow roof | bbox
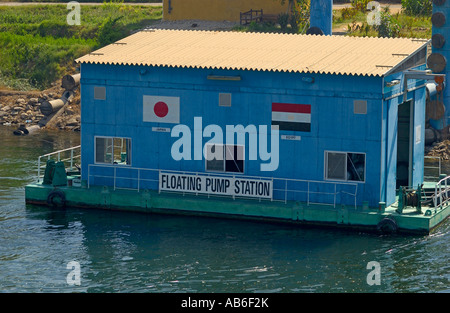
[76,29,428,77]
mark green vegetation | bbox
[0,1,433,91]
[0,0,161,2]
[401,0,432,16]
[334,5,431,39]
[235,0,431,39]
[0,2,162,90]
[233,0,310,34]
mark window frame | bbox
[94,136,132,166]
[205,143,245,174]
[324,150,366,183]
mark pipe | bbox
[426,83,437,100]
[13,124,41,136]
[40,98,66,116]
[61,73,80,90]
[40,90,74,116]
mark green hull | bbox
[25,182,450,235]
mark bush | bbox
[278,13,289,32]
[97,16,126,47]
[377,11,401,38]
[341,7,359,20]
[38,21,75,38]
[401,0,432,16]
[0,3,162,90]
[0,33,93,89]
[351,0,371,13]
[289,11,300,33]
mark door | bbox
[396,100,413,189]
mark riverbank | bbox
[0,80,80,131]
[0,3,163,91]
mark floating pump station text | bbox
[160,172,272,199]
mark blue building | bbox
[75,30,429,209]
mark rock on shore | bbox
[426,139,450,160]
[0,82,80,132]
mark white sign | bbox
[416,125,421,144]
[152,127,171,133]
[159,172,272,199]
[281,135,301,141]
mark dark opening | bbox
[396,100,412,189]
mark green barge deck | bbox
[24,146,450,235]
[25,179,450,235]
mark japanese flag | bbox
[143,95,180,124]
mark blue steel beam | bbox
[309,0,332,35]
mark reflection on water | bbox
[0,126,449,293]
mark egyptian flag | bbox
[271,103,311,132]
[143,95,180,124]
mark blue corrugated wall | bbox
[79,63,425,208]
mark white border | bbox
[94,135,132,166]
[324,150,366,183]
[205,143,245,174]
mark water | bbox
[0,125,449,293]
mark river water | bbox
[0,125,449,293]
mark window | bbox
[205,143,244,173]
[325,151,365,182]
[94,86,106,100]
[95,137,131,165]
[326,152,347,180]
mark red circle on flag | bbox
[154,101,169,118]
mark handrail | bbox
[87,164,359,209]
[37,145,81,182]
[434,174,450,212]
[424,156,441,181]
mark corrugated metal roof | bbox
[76,29,428,77]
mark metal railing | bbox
[87,164,359,209]
[240,9,263,25]
[37,145,81,182]
[434,174,450,211]
[424,156,441,181]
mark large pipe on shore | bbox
[40,98,66,116]
[12,72,80,136]
[61,73,80,90]
[13,124,41,136]
[40,90,74,116]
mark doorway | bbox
[396,100,413,189]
